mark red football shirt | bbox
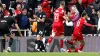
[53,7,65,24]
[73,17,94,34]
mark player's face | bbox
[38,6,42,11]
[62,5,65,8]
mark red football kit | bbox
[52,7,65,36]
[73,17,94,40]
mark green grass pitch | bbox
[0,52,100,56]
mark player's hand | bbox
[20,34,23,37]
[93,25,97,27]
[33,15,38,19]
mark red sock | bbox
[60,39,64,48]
[67,40,74,45]
[79,44,84,51]
[47,36,53,44]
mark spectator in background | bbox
[11,0,20,9]
[14,4,22,16]
[41,0,51,19]
[18,0,27,9]
[2,4,10,17]
[65,0,71,12]
[85,4,93,17]
[15,8,30,29]
[81,0,88,8]
[11,0,27,10]
[1,0,10,10]
[92,0,100,12]
[69,5,80,27]
[28,0,37,10]
[41,0,52,36]
[86,4,98,25]
[74,0,95,8]
[75,0,84,15]
[91,8,98,25]
[88,0,95,5]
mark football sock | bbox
[60,39,64,48]
[1,39,5,50]
[79,44,84,51]
[9,38,13,47]
[47,36,53,45]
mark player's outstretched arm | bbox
[15,24,23,37]
[84,22,95,27]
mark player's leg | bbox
[4,28,14,52]
[1,27,9,52]
[7,33,15,52]
[79,40,85,51]
[1,34,6,52]
[64,34,77,45]
[60,38,65,52]
[64,39,74,45]
[78,35,84,51]
[46,26,56,50]
[64,34,78,52]
[47,26,56,45]
[58,25,66,52]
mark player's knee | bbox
[60,35,64,38]
[73,40,77,45]
[10,33,15,38]
[51,32,55,37]
[81,41,85,45]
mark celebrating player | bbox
[46,1,67,52]
[65,11,97,52]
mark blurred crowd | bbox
[1,0,100,36]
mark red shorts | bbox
[72,32,84,41]
[52,23,64,36]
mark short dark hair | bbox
[38,4,42,7]
[81,11,87,17]
[70,45,75,49]
[60,1,65,6]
